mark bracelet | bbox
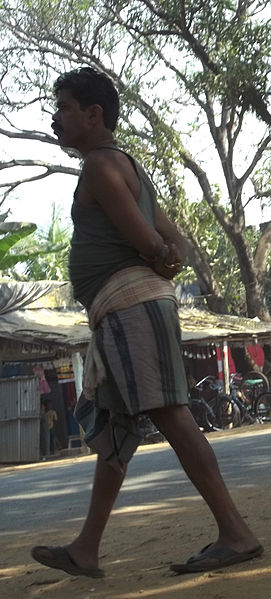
[165,262,181,269]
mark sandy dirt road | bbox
[1,424,270,599]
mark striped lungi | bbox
[95,298,188,415]
[74,268,188,471]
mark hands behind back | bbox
[151,243,183,280]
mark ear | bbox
[86,104,104,126]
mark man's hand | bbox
[152,243,183,279]
[154,204,188,275]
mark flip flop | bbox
[31,545,105,578]
[170,543,264,574]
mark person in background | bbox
[46,401,58,454]
[39,403,50,461]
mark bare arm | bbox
[152,203,188,278]
[82,152,169,262]
[155,203,187,257]
[82,152,187,278]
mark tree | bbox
[9,203,71,280]
[0,210,37,273]
[175,198,250,315]
[0,0,270,318]
[0,207,69,279]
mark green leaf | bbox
[0,211,10,223]
[0,222,37,264]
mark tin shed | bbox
[0,375,40,462]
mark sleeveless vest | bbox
[69,146,156,309]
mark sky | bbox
[1,104,79,230]
[1,83,271,231]
[0,0,270,234]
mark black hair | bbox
[54,67,119,131]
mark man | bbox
[46,401,58,454]
[39,402,50,461]
[31,67,262,578]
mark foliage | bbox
[0,0,270,317]
[10,204,71,280]
[0,211,37,271]
[175,198,249,314]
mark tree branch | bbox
[180,149,233,234]
[238,134,271,187]
[109,6,206,111]
[131,0,271,126]
[0,159,79,175]
[0,126,58,145]
[0,160,80,199]
[254,223,271,275]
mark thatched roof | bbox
[179,308,271,345]
[0,307,90,347]
[1,282,271,351]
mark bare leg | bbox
[66,454,127,570]
[149,405,260,554]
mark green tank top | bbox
[69,146,156,309]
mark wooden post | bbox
[71,351,83,400]
[222,339,232,428]
[71,351,88,451]
[222,339,230,394]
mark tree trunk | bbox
[230,230,271,321]
[186,239,228,314]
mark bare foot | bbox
[216,525,262,555]
[170,542,263,574]
[65,541,99,571]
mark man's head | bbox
[54,68,119,131]
[52,67,119,152]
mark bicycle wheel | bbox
[189,399,216,432]
[240,372,268,414]
[255,392,271,423]
[208,395,234,429]
[203,400,217,431]
[241,371,269,392]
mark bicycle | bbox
[189,372,271,432]
[230,372,271,424]
[189,376,237,432]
